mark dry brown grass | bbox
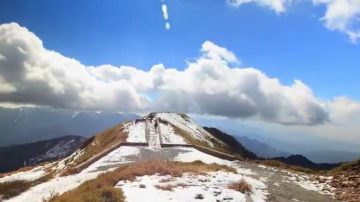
[59,167,79,177]
[155,183,187,191]
[48,186,125,202]
[228,179,252,194]
[0,181,31,199]
[155,184,175,191]
[104,160,236,182]
[171,123,236,156]
[329,159,360,175]
[0,173,54,199]
[71,122,129,166]
[172,124,208,147]
[159,178,174,183]
[0,165,35,178]
[50,160,236,202]
[0,160,56,179]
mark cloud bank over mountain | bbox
[0,23,358,126]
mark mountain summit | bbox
[0,112,352,202]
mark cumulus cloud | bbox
[227,0,290,13]
[201,41,239,63]
[328,96,360,123]
[313,0,360,42]
[2,22,360,125]
[0,23,149,111]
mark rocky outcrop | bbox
[329,160,360,202]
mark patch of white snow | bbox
[5,172,100,202]
[82,146,140,173]
[125,121,147,143]
[0,166,46,183]
[159,123,186,144]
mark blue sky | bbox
[1,0,359,100]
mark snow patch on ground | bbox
[0,166,46,183]
[159,123,186,144]
[174,147,229,165]
[283,172,335,195]
[174,147,256,176]
[125,121,147,143]
[172,147,267,201]
[116,171,251,202]
[4,146,141,202]
[116,169,267,202]
[257,164,280,172]
[82,146,140,173]
[155,113,214,146]
[5,172,100,202]
[52,149,84,172]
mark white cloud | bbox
[226,0,360,42]
[161,3,171,30]
[328,96,360,123]
[313,0,360,42]
[201,41,239,63]
[0,23,149,112]
[227,0,290,13]
[2,23,360,126]
[162,4,169,20]
[165,22,171,30]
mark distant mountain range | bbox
[271,154,341,170]
[204,130,340,170]
[304,150,360,164]
[236,136,290,158]
[233,133,360,164]
[2,112,355,202]
[0,107,139,146]
[203,127,257,159]
[0,135,87,173]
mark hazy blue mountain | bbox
[0,107,139,146]
[271,154,340,170]
[304,150,360,164]
[236,136,290,158]
[203,127,257,159]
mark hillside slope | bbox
[328,159,360,201]
[203,127,257,159]
[0,135,86,173]
[0,112,345,202]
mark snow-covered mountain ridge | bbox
[0,112,352,202]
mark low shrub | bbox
[0,172,53,199]
[228,179,252,194]
[195,194,204,199]
[0,180,31,199]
